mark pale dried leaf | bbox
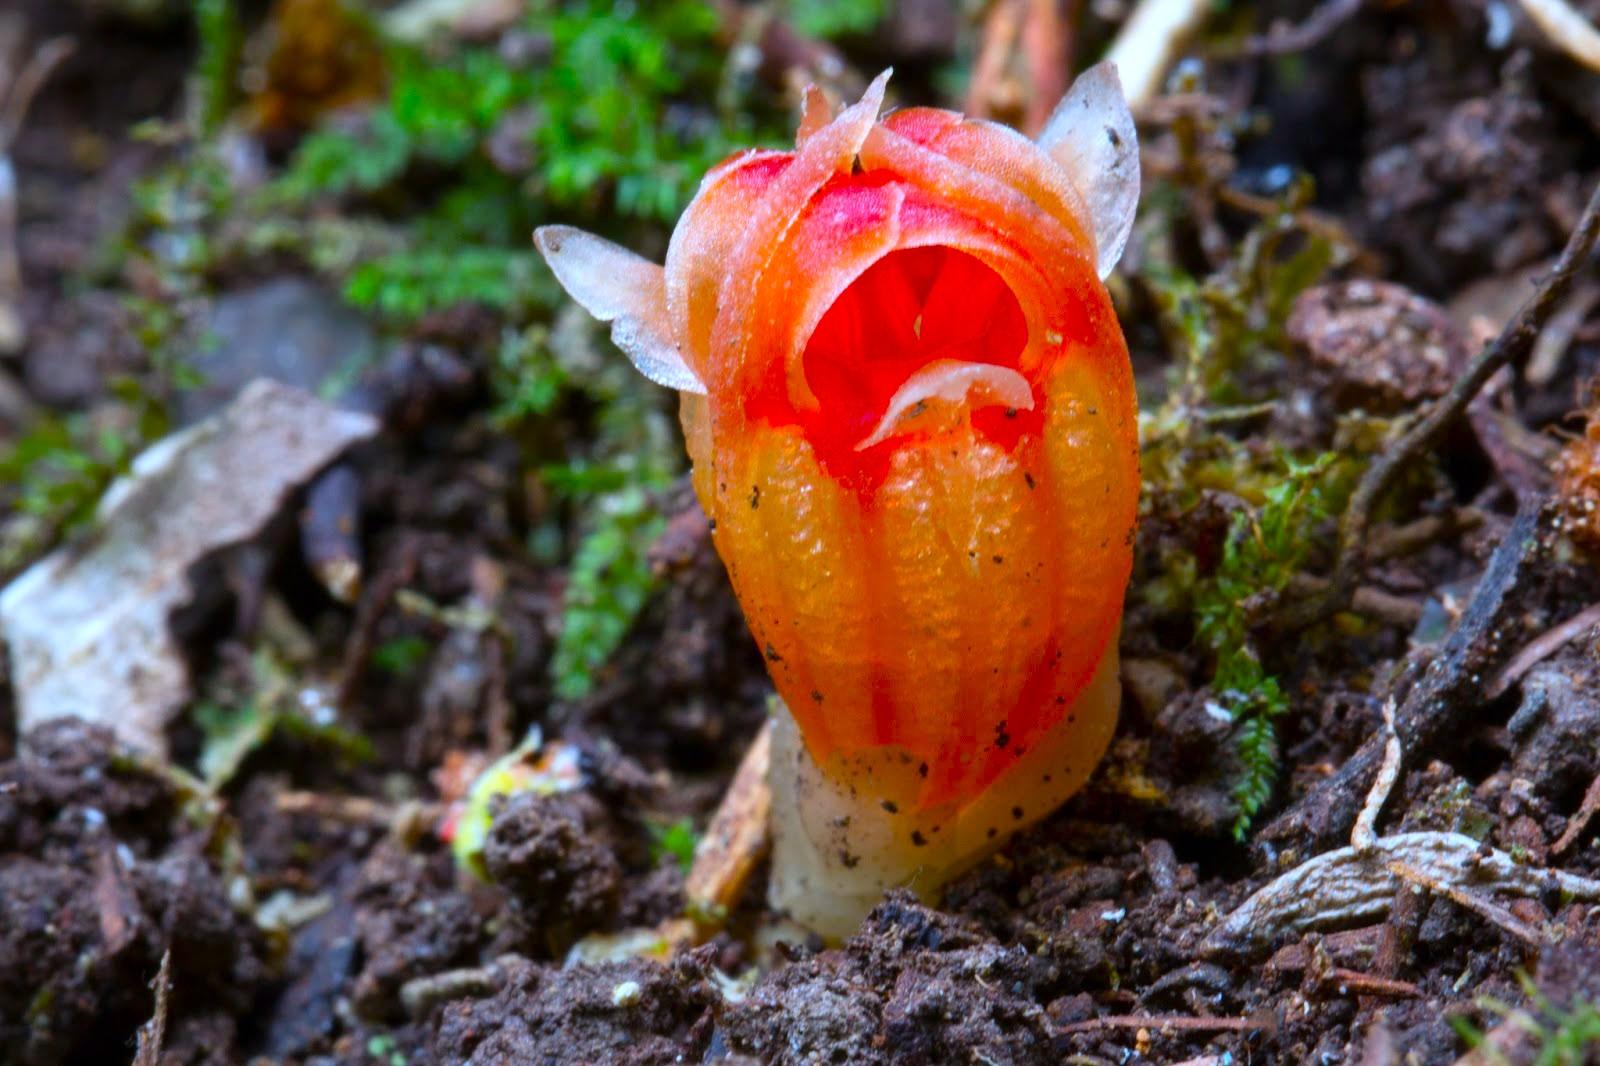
[0,380,378,756]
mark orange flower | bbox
[538,65,1140,933]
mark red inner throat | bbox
[765,245,1038,486]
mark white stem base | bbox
[767,639,1121,940]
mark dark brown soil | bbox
[3,2,1600,1065]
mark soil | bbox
[3,2,1600,1065]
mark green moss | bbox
[190,0,240,135]
[1193,453,1356,837]
[783,0,887,39]
[551,487,666,700]
[1135,183,1365,838]
[369,635,432,676]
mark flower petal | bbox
[854,360,1034,451]
[796,83,831,146]
[1036,60,1139,279]
[533,225,706,394]
[860,123,1091,288]
[710,70,892,386]
[883,108,1095,260]
[665,149,794,377]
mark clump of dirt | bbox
[349,841,489,1023]
[484,790,622,949]
[428,952,719,1065]
[1288,280,1468,412]
[1358,27,1593,295]
[713,893,1061,1064]
[0,719,267,1066]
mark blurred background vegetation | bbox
[2,0,1391,831]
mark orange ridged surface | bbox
[672,87,1138,814]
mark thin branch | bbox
[1485,600,1600,699]
[1518,0,1600,73]
[1386,859,1550,946]
[1258,503,1542,853]
[132,950,172,1066]
[0,37,73,151]
[1056,1013,1263,1035]
[1552,771,1600,855]
[1318,967,1421,999]
[1280,180,1600,633]
[1351,698,1399,853]
[1237,0,1363,56]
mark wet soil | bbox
[3,1,1600,1064]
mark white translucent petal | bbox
[534,225,707,394]
[1036,60,1139,280]
[855,360,1034,451]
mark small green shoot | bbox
[194,649,373,790]
[649,817,700,874]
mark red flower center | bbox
[795,246,1035,485]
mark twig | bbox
[1020,0,1076,136]
[1318,967,1421,999]
[1552,771,1600,855]
[1259,503,1542,854]
[132,950,172,1066]
[1211,687,1600,959]
[1351,699,1399,853]
[1285,576,1425,627]
[1386,859,1550,946]
[400,954,523,1018]
[1055,1013,1263,1035]
[1485,601,1600,700]
[1517,0,1600,72]
[1104,0,1211,111]
[1525,280,1600,385]
[335,534,419,706]
[0,36,73,151]
[1367,510,1484,561]
[1282,180,1600,633]
[684,719,772,935]
[966,0,1026,120]
[275,789,440,836]
[1236,0,1363,56]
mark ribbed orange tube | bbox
[669,89,1138,816]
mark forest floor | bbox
[3,1,1600,1064]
